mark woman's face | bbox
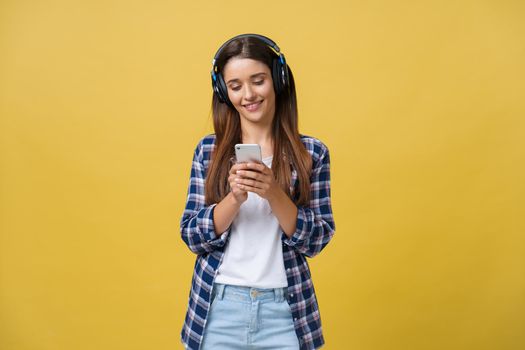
[222,57,276,126]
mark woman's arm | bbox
[212,192,242,235]
[284,144,335,257]
[234,141,335,253]
[267,190,298,239]
[180,138,231,255]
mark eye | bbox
[229,79,264,91]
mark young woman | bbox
[180,33,335,350]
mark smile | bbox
[243,101,262,112]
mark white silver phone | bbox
[235,144,262,163]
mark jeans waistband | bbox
[212,283,288,303]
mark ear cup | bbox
[271,54,289,95]
[214,72,232,107]
[211,73,223,102]
[272,58,283,95]
[279,53,290,93]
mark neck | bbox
[240,120,274,158]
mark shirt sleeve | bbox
[283,144,336,258]
[180,139,230,255]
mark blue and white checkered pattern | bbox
[180,134,335,350]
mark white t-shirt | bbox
[214,156,288,288]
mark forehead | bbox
[223,57,270,82]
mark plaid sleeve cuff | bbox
[196,203,230,247]
[282,205,335,257]
[284,205,312,247]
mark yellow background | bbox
[1,0,524,349]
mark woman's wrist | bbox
[213,192,242,235]
[228,190,244,207]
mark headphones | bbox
[210,33,290,108]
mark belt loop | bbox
[274,287,284,302]
[215,283,225,300]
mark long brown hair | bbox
[205,36,312,206]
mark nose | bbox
[243,84,256,101]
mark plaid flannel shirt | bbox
[180,134,335,350]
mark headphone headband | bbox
[211,33,281,70]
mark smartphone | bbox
[235,144,262,163]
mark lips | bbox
[243,100,262,111]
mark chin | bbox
[242,113,270,124]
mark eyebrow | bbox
[226,72,267,85]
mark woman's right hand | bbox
[228,162,248,204]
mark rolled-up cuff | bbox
[283,206,313,247]
[196,203,229,247]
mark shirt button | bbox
[290,293,294,298]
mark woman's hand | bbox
[233,162,281,201]
[228,163,249,204]
[233,161,298,237]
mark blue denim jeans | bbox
[200,283,300,349]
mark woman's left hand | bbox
[234,162,281,201]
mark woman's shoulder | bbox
[299,134,330,160]
[196,133,216,147]
[193,134,216,159]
